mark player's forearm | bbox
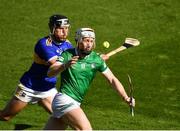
[111,77,129,100]
[47,62,64,77]
[102,69,129,100]
[110,77,135,107]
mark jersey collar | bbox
[49,35,65,45]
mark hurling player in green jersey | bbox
[44,28,135,130]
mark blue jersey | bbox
[20,36,73,91]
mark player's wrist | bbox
[123,96,130,102]
[123,97,135,107]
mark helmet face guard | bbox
[75,28,95,48]
[75,28,96,55]
[49,14,70,34]
[54,18,69,27]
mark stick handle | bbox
[106,46,127,57]
[130,106,134,117]
[130,97,134,117]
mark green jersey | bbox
[57,48,108,102]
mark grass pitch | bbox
[0,0,179,130]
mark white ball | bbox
[103,41,110,48]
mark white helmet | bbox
[75,28,95,47]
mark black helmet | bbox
[49,14,70,33]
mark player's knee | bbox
[75,123,92,130]
[81,126,92,130]
[76,127,92,130]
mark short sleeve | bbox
[98,59,108,72]
[35,40,57,62]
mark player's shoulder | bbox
[65,48,75,54]
[61,48,75,56]
[91,51,101,58]
[89,51,104,62]
[65,39,71,44]
[63,39,73,47]
[37,36,53,47]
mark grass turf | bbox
[0,0,179,129]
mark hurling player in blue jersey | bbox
[0,14,73,121]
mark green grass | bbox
[0,0,180,130]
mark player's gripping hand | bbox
[125,97,135,107]
[100,54,109,61]
[65,56,79,68]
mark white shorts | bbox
[14,83,58,103]
[52,93,80,118]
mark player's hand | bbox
[100,54,109,61]
[65,56,79,68]
[125,97,135,107]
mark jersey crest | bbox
[81,63,86,69]
[91,63,96,68]
[46,37,52,46]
